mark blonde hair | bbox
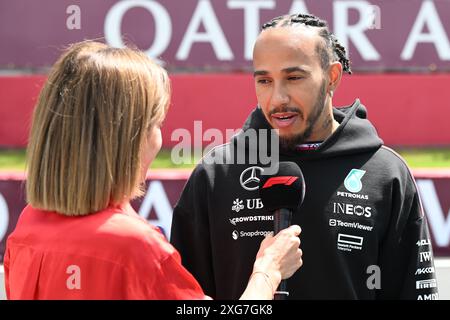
[26,41,170,216]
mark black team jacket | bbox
[170,99,439,300]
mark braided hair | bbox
[262,13,352,74]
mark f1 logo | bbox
[262,176,298,189]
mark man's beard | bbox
[278,81,328,153]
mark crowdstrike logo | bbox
[344,169,366,193]
[240,166,264,191]
[229,215,273,226]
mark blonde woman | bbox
[3,41,302,300]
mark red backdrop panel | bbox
[0,74,449,148]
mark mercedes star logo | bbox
[239,166,264,191]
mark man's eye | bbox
[257,79,271,84]
[288,76,303,81]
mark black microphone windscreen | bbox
[258,162,305,211]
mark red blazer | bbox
[4,203,207,300]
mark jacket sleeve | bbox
[377,170,438,300]
[152,252,211,300]
[170,163,216,298]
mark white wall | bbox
[1,260,449,300]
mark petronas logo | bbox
[344,169,366,193]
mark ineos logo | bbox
[239,166,264,191]
[0,192,9,243]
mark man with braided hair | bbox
[171,14,438,300]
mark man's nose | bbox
[271,84,289,109]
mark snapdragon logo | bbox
[170,122,280,175]
[0,192,9,243]
[239,230,273,239]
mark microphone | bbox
[258,161,305,300]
